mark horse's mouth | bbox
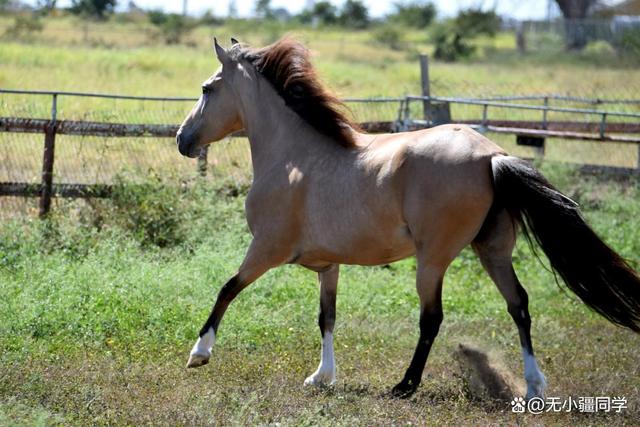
[177,133,201,158]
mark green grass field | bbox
[1,14,640,426]
[1,164,639,425]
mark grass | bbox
[0,163,639,425]
[0,15,640,425]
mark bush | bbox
[618,27,640,59]
[432,23,474,61]
[373,25,405,49]
[147,10,195,44]
[298,1,338,26]
[389,1,436,28]
[4,14,43,39]
[108,174,187,247]
[70,0,116,19]
[430,9,499,62]
[454,8,500,37]
[339,0,369,29]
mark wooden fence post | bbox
[39,94,57,218]
[198,146,209,177]
[419,54,431,124]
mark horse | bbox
[176,37,640,399]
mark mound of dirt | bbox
[454,342,525,403]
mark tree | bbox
[37,0,57,13]
[71,0,117,19]
[228,0,238,18]
[255,0,273,19]
[390,1,436,28]
[554,0,598,50]
[300,1,338,25]
[339,0,369,29]
[454,8,500,37]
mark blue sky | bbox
[29,1,624,20]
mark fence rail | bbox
[2,56,640,217]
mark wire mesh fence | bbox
[1,86,639,218]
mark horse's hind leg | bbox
[304,264,339,386]
[472,209,547,399]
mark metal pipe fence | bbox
[2,86,639,218]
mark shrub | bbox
[298,1,338,26]
[454,8,500,37]
[147,10,195,45]
[432,23,474,61]
[4,14,44,39]
[618,27,640,59]
[373,25,405,49]
[339,0,369,29]
[389,1,436,28]
[70,0,116,20]
[108,174,187,247]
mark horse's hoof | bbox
[389,381,418,399]
[186,353,210,368]
[303,372,336,387]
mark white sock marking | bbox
[304,332,336,386]
[522,348,547,399]
[191,327,215,358]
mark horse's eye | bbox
[202,86,210,95]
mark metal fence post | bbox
[39,93,57,218]
[419,54,431,124]
[197,146,209,177]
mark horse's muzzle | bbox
[176,131,200,158]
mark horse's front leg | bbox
[391,260,446,398]
[186,240,284,368]
[304,264,339,386]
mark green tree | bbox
[71,0,117,19]
[339,0,369,29]
[390,1,436,28]
[255,0,273,19]
[37,0,57,13]
[454,8,500,37]
[300,1,338,25]
[147,10,194,44]
[554,0,598,50]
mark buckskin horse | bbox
[176,37,640,399]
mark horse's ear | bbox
[230,37,239,45]
[213,37,230,64]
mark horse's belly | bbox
[298,224,416,267]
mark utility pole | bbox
[182,0,188,16]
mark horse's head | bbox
[177,38,245,158]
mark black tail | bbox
[491,156,640,332]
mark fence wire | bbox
[1,89,639,218]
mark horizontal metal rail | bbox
[407,95,640,119]
[0,117,397,137]
[466,94,640,105]
[0,88,198,102]
[0,88,406,104]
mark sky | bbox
[27,1,625,20]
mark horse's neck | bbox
[240,87,344,177]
